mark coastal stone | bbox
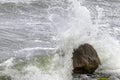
[72,43,101,74]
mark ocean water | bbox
[0,0,120,80]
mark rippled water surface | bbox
[0,0,71,59]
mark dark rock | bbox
[72,43,101,74]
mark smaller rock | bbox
[109,75,120,80]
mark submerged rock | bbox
[98,78,109,80]
[73,74,111,80]
[72,43,101,74]
[0,75,11,80]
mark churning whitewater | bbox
[1,0,120,80]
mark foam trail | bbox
[15,47,56,52]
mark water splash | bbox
[59,0,120,75]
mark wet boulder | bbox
[72,43,101,74]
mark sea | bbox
[0,0,120,80]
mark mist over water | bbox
[0,0,120,80]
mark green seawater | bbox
[12,55,53,72]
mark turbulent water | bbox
[0,0,120,80]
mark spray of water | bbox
[59,0,120,75]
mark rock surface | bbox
[72,43,101,74]
[73,74,109,80]
[73,74,120,80]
